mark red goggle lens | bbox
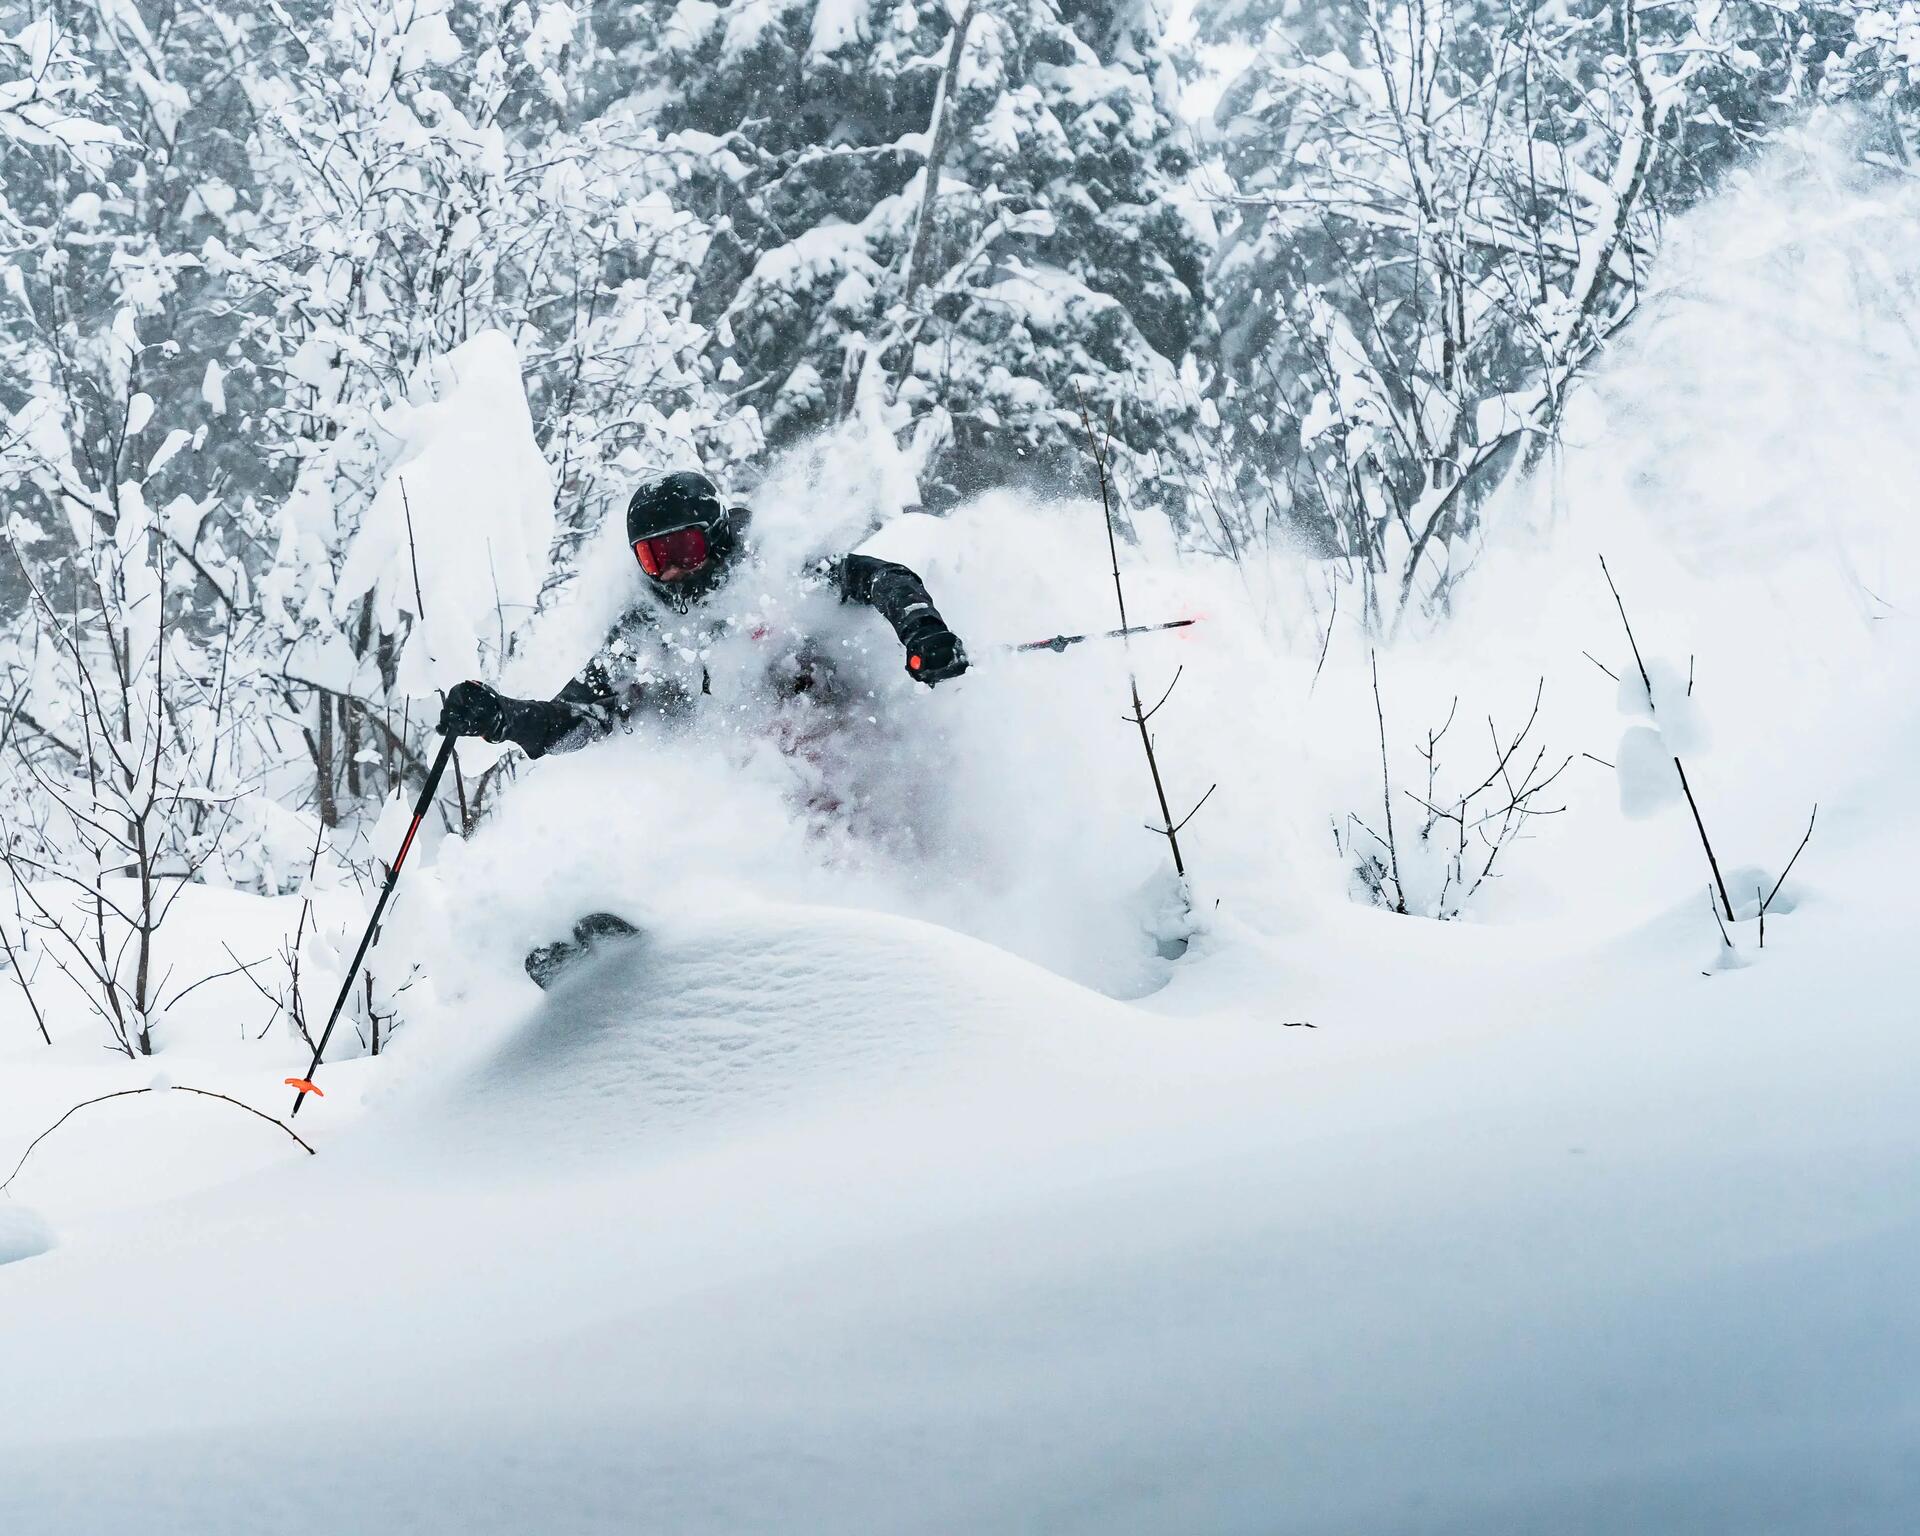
[633,526,711,578]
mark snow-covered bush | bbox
[1340,658,1568,920]
[0,421,262,1056]
[0,11,123,183]
[0,34,281,1055]
[1595,556,1817,958]
[227,0,738,827]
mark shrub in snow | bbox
[0,290,293,1054]
[1075,397,1215,937]
[1596,558,1816,953]
[1339,660,1568,921]
[0,542,261,1055]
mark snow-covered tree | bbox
[0,277,284,1055]
[1197,0,1835,630]
[614,0,1214,517]
[189,0,736,825]
[1817,1,1920,152]
[0,4,275,1054]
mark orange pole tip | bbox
[284,1077,325,1098]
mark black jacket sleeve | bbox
[488,675,610,759]
[488,651,637,760]
[825,554,948,642]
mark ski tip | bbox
[283,1077,325,1098]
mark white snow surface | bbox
[0,1201,52,1264]
[4,146,1920,1531]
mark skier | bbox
[433,468,970,985]
[434,470,968,759]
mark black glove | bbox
[902,620,968,686]
[438,680,505,739]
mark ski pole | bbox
[1006,617,1199,655]
[288,733,456,1117]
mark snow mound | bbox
[430,901,1129,1162]
[0,1204,54,1266]
[335,328,556,697]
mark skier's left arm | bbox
[822,553,968,685]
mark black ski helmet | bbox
[625,470,748,605]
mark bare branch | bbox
[2,1085,316,1194]
[1762,805,1818,916]
[1370,649,1405,913]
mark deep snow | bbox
[3,867,1917,1533]
[3,134,1920,1533]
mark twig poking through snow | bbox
[1762,805,1818,920]
[1707,886,1733,951]
[1310,581,1338,694]
[1598,554,1654,700]
[1674,758,1737,927]
[1370,650,1406,913]
[1074,388,1211,881]
[2,1085,315,1195]
[1600,555,1736,924]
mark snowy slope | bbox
[5,138,1920,1533]
[2,815,1917,1533]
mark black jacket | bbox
[490,554,947,759]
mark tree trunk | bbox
[343,600,372,803]
[903,0,980,306]
[133,818,154,1055]
[315,689,339,828]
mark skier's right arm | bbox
[437,667,628,760]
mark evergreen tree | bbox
[612,0,1214,517]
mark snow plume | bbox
[438,475,1247,1003]
[1565,123,1920,623]
[335,330,556,697]
[1563,120,1920,715]
[744,365,928,570]
[444,391,1233,996]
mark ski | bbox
[525,913,643,991]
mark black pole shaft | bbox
[289,734,456,1117]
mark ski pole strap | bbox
[289,733,456,1117]
[1009,617,1199,655]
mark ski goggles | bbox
[633,525,711,580]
